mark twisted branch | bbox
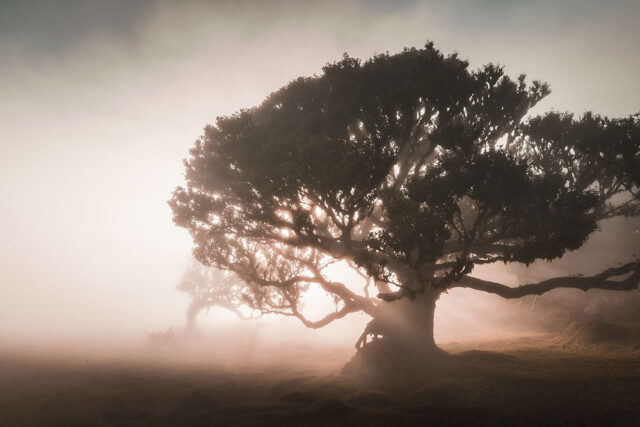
[452,261,640,298]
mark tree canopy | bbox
[170,43,639,346]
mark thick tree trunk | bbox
[376,289,441,352]
[344,286,445,379]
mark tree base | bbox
[342,338,525,391]
[341,338,448,387]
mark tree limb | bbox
[289,303,357,329]
[452,261,640,298]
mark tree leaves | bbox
[170,42,640,313]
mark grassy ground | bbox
[1,335,639,426]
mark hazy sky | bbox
[1,0,639,343]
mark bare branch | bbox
[289,303,357,329]
[305,262,378,315]
[453,261,640,298]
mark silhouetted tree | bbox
[170,43,639,363]
[177,259,256,333]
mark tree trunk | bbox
[186,300,206,333]
[343,286,445,379]
[373,288,442,353]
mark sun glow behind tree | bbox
[171,43,639,372]
[2,0,639,346]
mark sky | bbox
[0,0,639,345]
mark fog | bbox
[1,0,639,360]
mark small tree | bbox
[170,43,639,363]
[177,259,257,333]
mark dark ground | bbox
[1,331,639,427]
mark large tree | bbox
[170,43,640,363]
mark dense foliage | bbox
[170,43,639,338]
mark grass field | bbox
[1,332,639,426]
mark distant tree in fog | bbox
[177,258,256,333]
[170,43,639,368]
